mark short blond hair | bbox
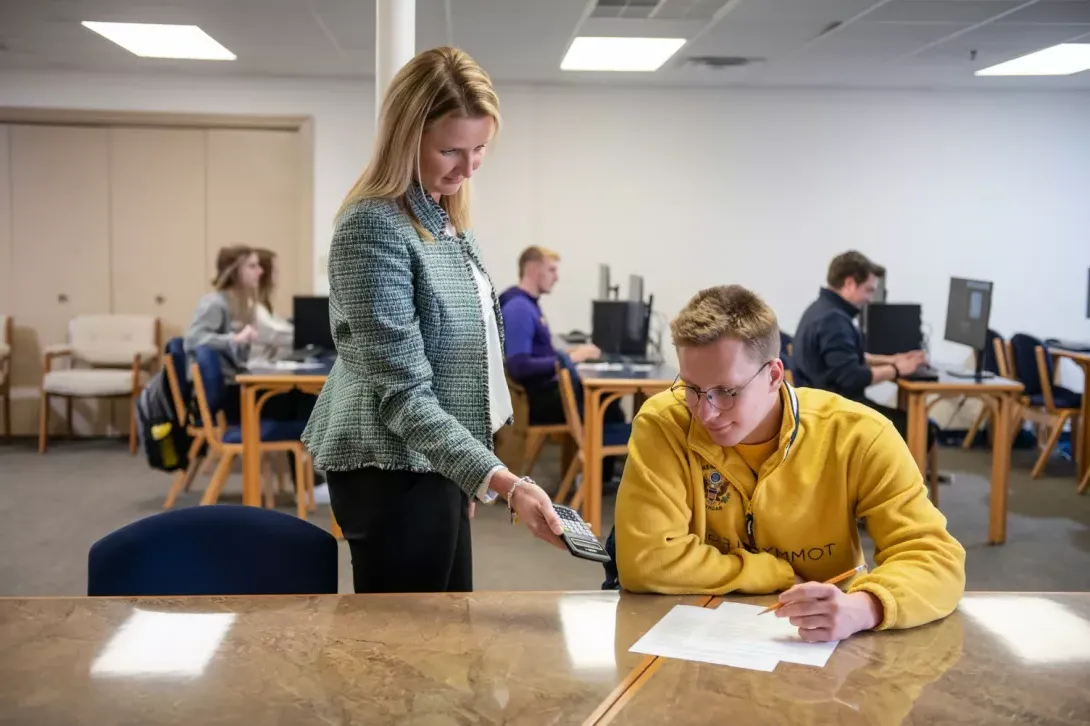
[671,285,780,361]
[518,245,560,277]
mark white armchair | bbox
[39,315,160,454]
[0,315,11,438]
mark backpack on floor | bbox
[136,369,192,473]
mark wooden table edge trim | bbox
[582,594,714,726]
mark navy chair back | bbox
[982,329,1004,375]
[88,505,338,596]
[193,345,228,418]
[1009,333,1048,397]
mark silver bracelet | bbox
[507,476,534,523]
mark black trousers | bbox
[865,400,937,452]
[326,468,472,594]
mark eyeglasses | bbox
[671,361,772,412]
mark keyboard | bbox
[279,346,334,362]
[586,354,656,365]
[902,365,940,382]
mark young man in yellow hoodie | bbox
[614,285,965,642]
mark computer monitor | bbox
[944,277,993,380]
[628,274,644,303]
[292,295,334,352]
[592,296,653,357]
[863,303,923,356]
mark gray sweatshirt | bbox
[184,291,250,381]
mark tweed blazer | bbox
[301,183,509,497]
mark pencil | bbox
[758,563,868,615]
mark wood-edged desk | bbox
[896,372,1023,544]
[579,364,677,536]
[236,363,331,507]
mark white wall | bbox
[2,70,1089,384]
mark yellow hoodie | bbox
[615,383,966,630]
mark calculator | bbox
[553,504,612,563]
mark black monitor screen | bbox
[292,295,334,351]
[944,278,993,351]
[863,303,922,355]
[592,300,649,356]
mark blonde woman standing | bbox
[302,47,563,594]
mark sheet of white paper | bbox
[629,605,779,672]
[703,601,839,667]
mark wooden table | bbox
[580,364,677,537]
[3,592,1087,725]
[897,372,1023,544]
[1050,348,1090,488]
[0,591,704,725]
[236,366,330,507]
[600,592,1090,725]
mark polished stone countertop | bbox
[606,592,1090,726]
[4,591,1089,725]
[0,591,700,725]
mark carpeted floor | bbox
[0,437,1088,596]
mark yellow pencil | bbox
[758,563,868,615]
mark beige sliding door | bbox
[206,129,302,316]
[10,125,112,436]
[110,128,208,343]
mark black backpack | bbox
[136,368,193,472]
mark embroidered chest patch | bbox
[703,465,731,510]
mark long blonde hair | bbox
[338,46,501,239]
[213,245,257,326]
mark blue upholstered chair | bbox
[1009,333,1082,478]
[190,345,314,516]
[87,505,338,596]
[551,356,633,509]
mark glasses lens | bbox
[708,389,735,412]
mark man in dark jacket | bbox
[794,251,928,443]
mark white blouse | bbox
[469,261,513,433]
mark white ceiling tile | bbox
[995,1,1090,24]
[726,0,891,24]
[805,20,973,57]
[865,1,1024,24]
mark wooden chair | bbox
[160,339,208,509]
[190,348,315,519]
[505,372,569,476]
[552,367,632,511]
[0,315,11,439]
[39,315,160,454]
[1007,334,1082,479]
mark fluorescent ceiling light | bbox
[82,21,236,60]
[975,43,1090,77]
[561,36,686,72]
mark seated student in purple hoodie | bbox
[499,247,625,480]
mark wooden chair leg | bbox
[1031,415,1068,479]
[183,434,205,492]
[331,512,343,540]
[293,448,308,519]
[38,393,50,454]
[928,444,940,507]
[554,456,583,505]
[200,452,234,505]
[128,395,138,455]
[164,436,206,509]
[262,456,276,509]
[276,453,288,494]
[523,431,547,477]
[961,409,986,450]
[2,389,10,439]
[1078,464,1090,495]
